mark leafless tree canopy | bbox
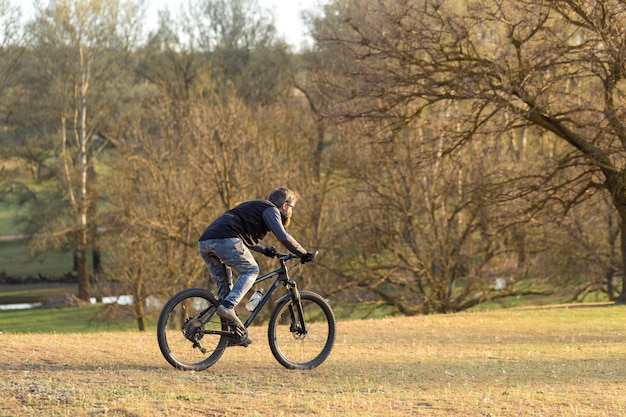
[311,0,626,306]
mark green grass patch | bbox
[0,296,394,334]
[0,206,16,235]
[0,239,76,277]
[0,199,22,235]
[0,303,155,333]
[333,300,398,320]
[0,283,77,304]
[470,291,612,311]
[0,188,78,277]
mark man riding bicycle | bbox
[198,187,315,344]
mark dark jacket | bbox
[199,200,307,256]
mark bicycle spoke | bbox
[157,289,227,371]
[268,291,335,370]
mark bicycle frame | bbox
[199,254,306,337]
[243,255,301,327]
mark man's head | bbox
[268,187,298,227]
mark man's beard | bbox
[281,212,291,228]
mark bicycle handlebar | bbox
[276,250,319,263]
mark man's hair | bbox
[268,187,299,207]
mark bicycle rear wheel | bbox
[268,290,336,370]
[157,288,227,371]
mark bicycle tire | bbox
[157,288,227,371]
[268,290,336,370]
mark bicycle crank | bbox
[225,325,252,347]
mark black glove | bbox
[263,246,278,258]
[300,252,316,264]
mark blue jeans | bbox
[198,238,259,308]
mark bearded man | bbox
[197,187,315,337]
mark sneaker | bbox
[216,304,244,329]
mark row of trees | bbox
[1,0,624,329]
[310,0,626,305]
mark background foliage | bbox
[1,0,625,327]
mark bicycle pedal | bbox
[229,335,254,347]
[224,327,252,347]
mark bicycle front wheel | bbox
[157,288,227,371]
[268,290,336,370]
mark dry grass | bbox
[1,305,625,416]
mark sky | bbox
[140,0,329,49]
[254,0,327,48]
[10,0,328,49]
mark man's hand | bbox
[263,246,278,258]
[300,252,316,264]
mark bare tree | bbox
[0,0,23,103]
[0,0,24,168]
[25,0,144,300]
[105,0,299,328]
[313,0,626,303]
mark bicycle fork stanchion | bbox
[286,279,308,334]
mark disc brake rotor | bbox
[290,323,307,339]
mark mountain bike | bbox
[156,251,335,370]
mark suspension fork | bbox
[286,279,308,334]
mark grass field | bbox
[0,198,78,277]
[0,283,79,305]
[0,292,395,333]
[1,305,625,416]
[0,303,153,333]
[0,239,79,277]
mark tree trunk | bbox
[76,52,90,302]
[605,171,626,304]
[135,299,146,332]
[617,214,626,304]
[133,279,146,332]
[76,227,90,301]
[92,248,103,279]
[606,269,616,302]
[134,266,146,331]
